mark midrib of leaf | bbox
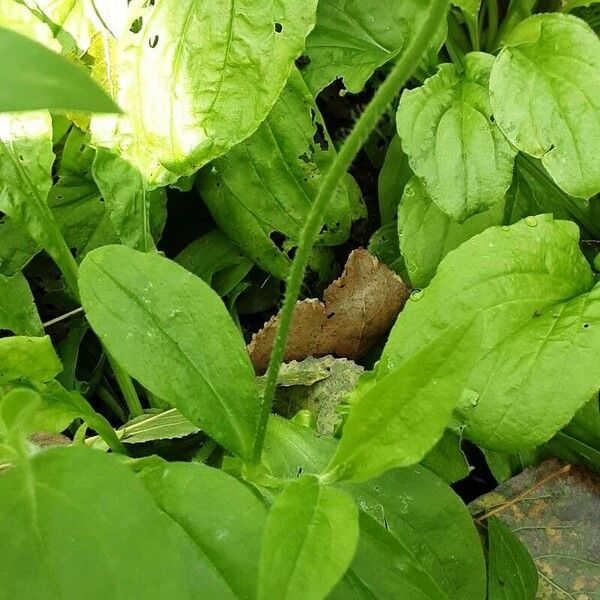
[91,259,248,452]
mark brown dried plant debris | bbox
[248,249,410,373]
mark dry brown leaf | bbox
[248,249,410,373]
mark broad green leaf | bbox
[79,245,260,460]
[258,475,359,600]
[92,149,161,252]
[143,462,267,600]
[324,323,480,483]
[330,512,449,600]
[399,176,503,288]
[378,135,412,225]
[0,273,42,335]
[561,0,598,12]
[0,26,120,114]
[367,221,406,277]
[198,68,356,279]
[397,52,516,221]
[346,466,486,600]
[383,215,600,451]
[490,13,600,199]
[0,336,61,383]
[175,230,253,297]
[0,112,79,292]
[487,517,538,600]
[93,0,318,181]
[261,418,486,600]
[302,0,446,95]
[0,446,199,600]
[0,1,58,49]
[20,0,129,53]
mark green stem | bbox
[465,14,480,51]
[108,355,143,418]
[249,0,451,466]
[485,0,499,53]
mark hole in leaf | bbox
[583,322,590,328]
[149,35,159,48]
[274,22,283,33]
[295,54,311,69]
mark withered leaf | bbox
[471,460,600,599]
[257,356,364,435]
[248,249,410,373]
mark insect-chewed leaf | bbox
[302,0,446,95]
[0,273,42,336]
[198,68,357,280]
[258,475,359,600]
[79,245,260,460]
[397,52,516,221]
[487,517,538,600]
[94,0,318,179]
[384,215,600,452]
[142,462,268,600]
[490,13,600,199]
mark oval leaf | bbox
[0,336,61,383]
[397,52,516,221]
[258,475,359,600]
[490,13,600,199]
[102,0,318,177]
[384,215,600,451]
[79,245,260,460]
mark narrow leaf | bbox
[258,476,359,600]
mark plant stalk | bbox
[249,0,451,466]
[108,355,143,418]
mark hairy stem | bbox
[249,0,451,466]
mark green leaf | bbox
[0,272,42,335]
[0,26,120,113]
[452,0,481,18]
[175,230,253,297]
[0,336,61,383]
[324,323,480,483]
[330,512,449,600]
[490,13,600,199]
[0,112,79,292]
[399,176,504,288]
[143,462,267,600]
[93,0,318,180]
[487,517,538,600]
[346,466,486,600]
[0,446,200,600]
[258,475,359,600]
[383,215,600,451]
[79,245,260,460]
[378,135,412,225]
[92,149,162,252]
[198,68,355,279]
[302,0,446,95]
[397,52,516,221]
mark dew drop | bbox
[410,290,423,302]
[501,225,509,231]
[525,216,538,227]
